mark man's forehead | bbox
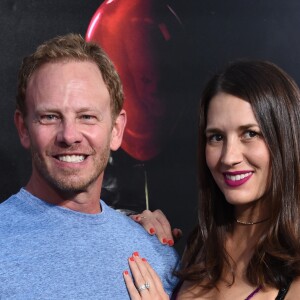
[27,60,107,94]
[25,61,111,110]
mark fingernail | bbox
[162,238,168,244]
[149,228,155,234]
[129,257,134,261]
[168,240,174,246]
[124,270,129,275]
[133,251,139,256]
[142,258,147,262]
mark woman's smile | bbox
[223,171,253,187]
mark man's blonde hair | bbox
[16,33,124,118]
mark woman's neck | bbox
[224,218,269,284]
[234,198,269,227]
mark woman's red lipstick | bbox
[223,171,253,187]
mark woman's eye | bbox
[207,134,223,143]
[243,130,258,139]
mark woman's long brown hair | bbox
[177,60,300,290]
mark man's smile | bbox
[56,154,87,163]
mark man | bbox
[0,34,178,299]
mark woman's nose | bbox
[220,140,243,166]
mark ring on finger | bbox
[137,282,150,292]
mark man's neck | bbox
[25,177,102,214]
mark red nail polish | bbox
[142,258,147,262]
[124,270,129,275]
[162,238,167,244]
[168,240,174,246]
[133,251,139,256]
[149,228,155,234]
[129,257,134,261]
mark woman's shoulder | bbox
[283,277,300,300]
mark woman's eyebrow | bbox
[204,127,223,134]
[238,123,260,130]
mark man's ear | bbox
[14,110,31,149]
[110,109,127,151]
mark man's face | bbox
[15,60,125,197]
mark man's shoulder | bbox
[0,189,35,231]
[0,191,20,214]
[102,201,156,236]
[101,201,179,258]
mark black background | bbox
[1,0,300,252]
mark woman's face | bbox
[205,92,270,206]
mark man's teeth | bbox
[58,155,85,163]
[226,172,252,181]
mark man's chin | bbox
[52,182,87,194]
[46,174,98,195]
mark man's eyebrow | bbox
[76,107,101,113]
[35,107,101,113]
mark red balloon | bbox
[86,0,183,161]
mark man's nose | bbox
[56,120,83,146]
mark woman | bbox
[123,60,300,299]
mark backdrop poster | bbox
[1,0,300,252]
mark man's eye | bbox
[81,115,94,120]
[80,115,98,123]
[39,115,59,123]
[45,115,57,120]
